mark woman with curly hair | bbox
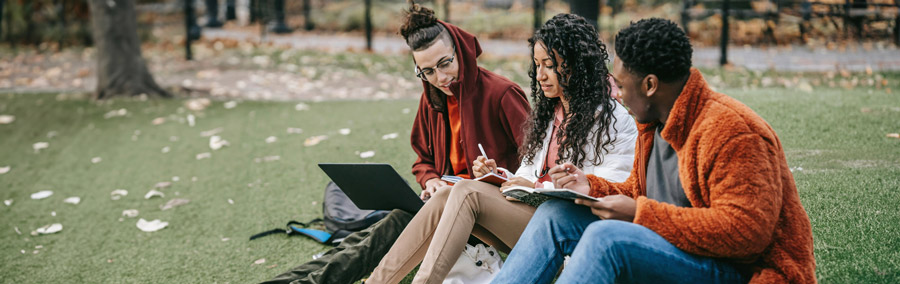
[367,13,638,284]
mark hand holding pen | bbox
[472,143,498,178]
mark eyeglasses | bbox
[415,52,455,81]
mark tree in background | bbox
[87,0,169,99]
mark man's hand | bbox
[574,195,637,222]
[548,163,590,195]
[421,178,448,201]
[471,156,497,178]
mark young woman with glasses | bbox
[368,13,639,283]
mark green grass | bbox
[1,82,899,282]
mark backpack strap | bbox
[249,218,324,241]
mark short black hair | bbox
[614,18,692,82]
[399,4,452,51]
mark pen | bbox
[478,143,488,160]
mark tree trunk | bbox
[87,0,170,99]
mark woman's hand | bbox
[574,195,637,222]
[471,156,497,178]
[421,178,448,201]
[499,176,534,202]
[548,163,590,195]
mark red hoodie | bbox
[410,20,531,189]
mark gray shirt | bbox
[645,126,691,207]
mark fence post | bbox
[895,10,899,46]
[226,0,236,21]
[720,0,729,66]
[185,0,199,60]
[444,0,451,22]
[303,0,314,30]
[57,0,65,50]
[534,0,543,32]
[270,0,292,33]
[681,0,690,35]
[365,0,373,51]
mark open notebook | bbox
[501,185,600,201]
[441,168,512,186]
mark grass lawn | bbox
[1,83,898,282]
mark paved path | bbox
[204,28,900,72]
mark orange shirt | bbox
[446,95,470,179]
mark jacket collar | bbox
[659,68,709,151]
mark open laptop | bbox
[318,163,424,213]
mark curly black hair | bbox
[614,18,692,83]
[521,13,618,168]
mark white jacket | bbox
[514,101,637,183]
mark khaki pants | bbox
[368,180,536,284]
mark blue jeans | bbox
[492,199,750,284]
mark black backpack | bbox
[250,181,390,245]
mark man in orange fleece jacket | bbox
[491,18,815,284]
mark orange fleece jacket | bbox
[587,69,816,283]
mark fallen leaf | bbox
[265,136,278,143]
[295,103,310,111]
[339,128,351,135]
[267,264,278,269]
[47,131,58,138]
[287,128,303,134]
[360,151,375,158]
[155,181,172,189]
[91,157,102,164]
[224,101,238,109]
[33,142,49,153]
[31,190,53,200]
[63,197,81,205]
[0,114,14,124]
[304,135,328,147]
[172,176,180,182]
[381,133,399,140]
[152,117,165,125]
[253,258,266,265]
[887,133,900,139]
[110,189,128,200]
[196,152,212,160]
[798,82,813,93]
[228,199,234,204]
[187,114,196,127]
[144,190,165,199]
[14,226,21,234]
[161,146,171,153]
[136,218,168,232]
[122,209,139,218]
[222,237,231,241]
[103,108,128,119]
[201,127,224,137]
[402,108,411,114]
[0,166,9,174]
[51,211,56,217]
[185,98,211,111]
[160,198,190,210]
[34,223,63,235]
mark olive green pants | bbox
[261,209,414,284]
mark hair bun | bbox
[400,4,438,39]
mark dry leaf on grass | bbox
[224,101,238,109]
[0,115,14,124]
[196,152,212,160]
[155,181,172,189]
[161,146,171,153]
[360,151,375,158]
[200,127,224,137]
[381,133,399,140]
[144,190,165,199]
[103,108,127,119]
[4,199,12,206]
[33,142,49,153]
[31,190,53,200]
[265,136,278,143]
[304,135,328,147]
[185,98,211,111]
[160,198,190,210]
[287,128,303,134]
[294,103,310,111]
[136,219,168,232]
[887,133,900,139]
[110,189,128,200]
[63,197,81,205]
[253,258,266,265]
[33,223,63,235]
[187,114,196,127]
[402,108,411,114]
[0,166,9,174]
[228,199,234,205]
[122,209,139,218]
[91,157,102,164]
[339,128,351,135]
[152,117,166,125]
